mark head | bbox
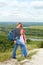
[16,22,23,29]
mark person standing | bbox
[12,22,28,59]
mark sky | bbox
[0,0,43,22]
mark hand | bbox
[14,40,16,44]
[24,40,27,44]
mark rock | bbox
[0,59,20,65]
[20,59,29,65]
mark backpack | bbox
[8,30,15,41]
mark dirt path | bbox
[30,48,43,65]
[0,48,43,65]
[22,48,43,65]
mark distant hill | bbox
[0,22,43,27]
[22,22,43,27]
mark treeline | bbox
[24,28,43,36]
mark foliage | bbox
[39,41,43,48]
[0,24,43,52]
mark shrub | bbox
[26,38,31,44]
[39,41,43,48]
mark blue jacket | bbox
[14,28,20,40]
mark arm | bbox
[13,29,17,44]
[24,34,27,44]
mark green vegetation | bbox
[17,51,38,61]
[0,52,12,62]
[29,26,43,30]
[0,23,43,62]
[0,41,43,62]
[27,41,43,49]
[24,26,43,38]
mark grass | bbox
[26,35,43,38]
[29,26,43,30]
[0,40,43,62]
[27,51,38,59]
[27,41,42,50]
[25,26,43,38]
[0,52,12,62]
[0,47,21,62]
[0,41,41,62]
[0,24,43,62]
[17,51,38,61]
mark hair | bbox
[17,22,23,28]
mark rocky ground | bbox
[0,48,43,65]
